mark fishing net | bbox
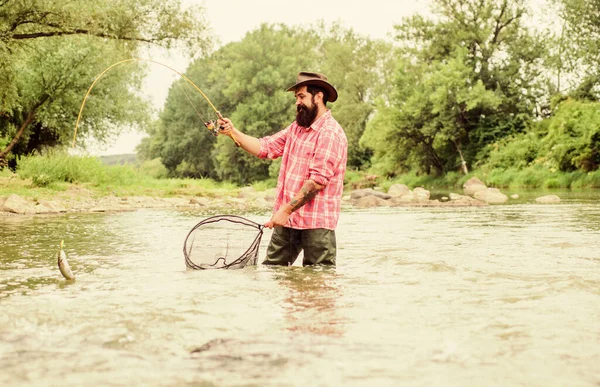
[183,215,264,270]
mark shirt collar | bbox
[307,110,331,132]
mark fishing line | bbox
[71,57,240,148]
[176,80,210,123]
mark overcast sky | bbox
[93,0,432,155]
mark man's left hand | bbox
[264,207,291,228]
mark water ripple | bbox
[0,205,599,386]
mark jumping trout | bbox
[57,240,75,281]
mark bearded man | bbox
[217,72,348,266]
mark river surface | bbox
[1,196,599,386]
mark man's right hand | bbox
[214,117,260,155]
[217,117,234,135]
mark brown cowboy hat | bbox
[286,71,338,103]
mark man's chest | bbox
[286,129,319,159]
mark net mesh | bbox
[183,215,264,270]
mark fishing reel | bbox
[203,110,226,137]
[203,119,220,137]
[203,111,241,147]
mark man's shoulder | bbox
[324,113,347,141]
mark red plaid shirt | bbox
[258,110,347,230]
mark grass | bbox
[353,166,600,192]
[483,167,600,189]
[2,152,272,201]
[0,168,68,200]
[3,153,599,203]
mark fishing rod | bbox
[71,57,240,148]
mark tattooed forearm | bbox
[286,179,324,213]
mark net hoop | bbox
[183,215,264,270]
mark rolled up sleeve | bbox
[258,126,289,159]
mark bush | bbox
[486,168,519,187]
[16,152,158,189]
[542,173,572,189]
[480,132,541,171]
[375,171,463,191]
[138,158,169,179]
[586,170,600,188]
[572,169,600,188]
[250,179,276,191]
[513,167,550,188]
[16,152,107,186]
[542,99,600,172]
[31,173,53,187]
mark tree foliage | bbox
[3,0,597,180]
[145,23,394,183]
[362,0,548,176]
[541,99,600,171]
[552,0,600,100]
[479,99,600,172]
[0,0,211,166]
[317,24,397,168]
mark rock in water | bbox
[57,240,75,281]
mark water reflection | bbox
[271,267,345,337]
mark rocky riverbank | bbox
[0,177,562,216]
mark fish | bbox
[57,240,75,281]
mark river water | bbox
[1,197,599,386]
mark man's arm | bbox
[217,117,261,156]
[264,179,324,228]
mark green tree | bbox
[552,0,600,100]
[149,22,394,183]
[541,99,600,171]
[363,51,502,175]
[213,24,320,184]
[480,99,600,173]
[149,24,318,183]
[362,0,548,176]
[317,23,396,169]
[141,58,223,178]
[0,0,211,167]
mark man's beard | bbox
[296,101,318,128]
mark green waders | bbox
[262,226,336,266]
